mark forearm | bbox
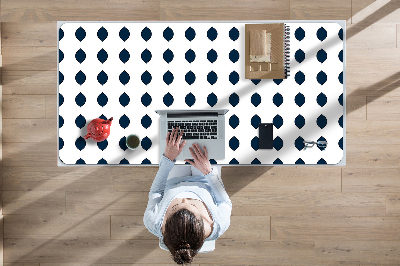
[204,167,231,205]
[149,154,175,195]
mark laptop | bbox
[155,109,229,160]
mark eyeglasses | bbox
[303,140,327,150]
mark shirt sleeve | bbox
[143,154,175,237]
[204,167,232,238]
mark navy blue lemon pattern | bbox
[58,23,344,164]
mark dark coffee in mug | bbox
[126,134,140,150]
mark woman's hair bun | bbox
[174,248,193,264]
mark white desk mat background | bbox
[58,22,344,165]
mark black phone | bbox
[258,123,273,149]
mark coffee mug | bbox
[126,134,140,150]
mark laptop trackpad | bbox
[182,141,211,159]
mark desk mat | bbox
[58,22,345,165]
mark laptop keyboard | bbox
[168,120,218,139]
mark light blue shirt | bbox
[143,154,232,243]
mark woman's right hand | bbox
[184,143,212,176]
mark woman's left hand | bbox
[165,127,186,161]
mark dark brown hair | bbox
[163,208,206,264]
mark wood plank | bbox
[346,96,366,120]
[351,0,376,24]
[201,265,357,266]
[2,191,65,215]
[0,86,2,217]
[4,214,110,239]
[2,95,45,119]
[343,168,400,192]
[347,70,400,98]
[111,215,270,240]
[2,166,158,192]
[231,191,386,216]
[316,240,400,264]
[111,215,156,240]
[45,95,56,119]
[347,48,400,75]
[352,0,376,17]
[199,239,315,265]
[2,167,112,192]
[69,191,387,217]
[1,71,57,95]
[351,0,400,25]
[3,238,315,264]
[0,81,2,266]
[3,238,162,264]
[2,142,57,167]
[347,120,400,145]
[0,216,3,266]
[346,144,400,168]
[66,191,148,215]
[347,23,396,49]
[1,46,56,71]
[273,216,400,241]
[222,216,270,240]
[367,96,400,120]
[397,24,400,48]
[1,22,56,46]
[41,264,197,266]
[360,265,400,266]
[0,0,160,22]
[290,0,351,20]
[386,193,400,216]
[222,166,341,193]
[2,119,57,143]
[160,0,289,20]
[3,262,40,266]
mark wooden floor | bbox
[1,0,400,265]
